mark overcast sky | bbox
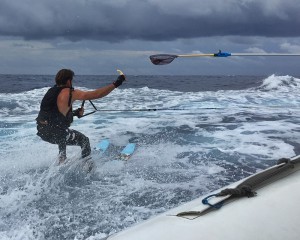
[0,0,300,75]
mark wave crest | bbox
[257,74,300,92]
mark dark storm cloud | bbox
[0,0,299,41]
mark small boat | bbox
[107,155,300,240]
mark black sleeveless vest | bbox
[36,85,73,129]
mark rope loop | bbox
[202,194,225,209]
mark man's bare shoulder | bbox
[57,88,71,101]
[72,89,87,101]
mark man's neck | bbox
[57,84,70,88]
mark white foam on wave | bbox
[258,74,300,92]
[210,120,295,158]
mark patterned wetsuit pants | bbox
[37,123,91,159]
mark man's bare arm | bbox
[72,84,116,101]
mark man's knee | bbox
[82,136,91,158]
[82,135,90,146]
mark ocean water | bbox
[0,74,300,239]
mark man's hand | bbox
[73,107,84,118]
[113,75,126,88]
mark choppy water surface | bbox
[0,74,300,239]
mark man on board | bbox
[36,69,125,164]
